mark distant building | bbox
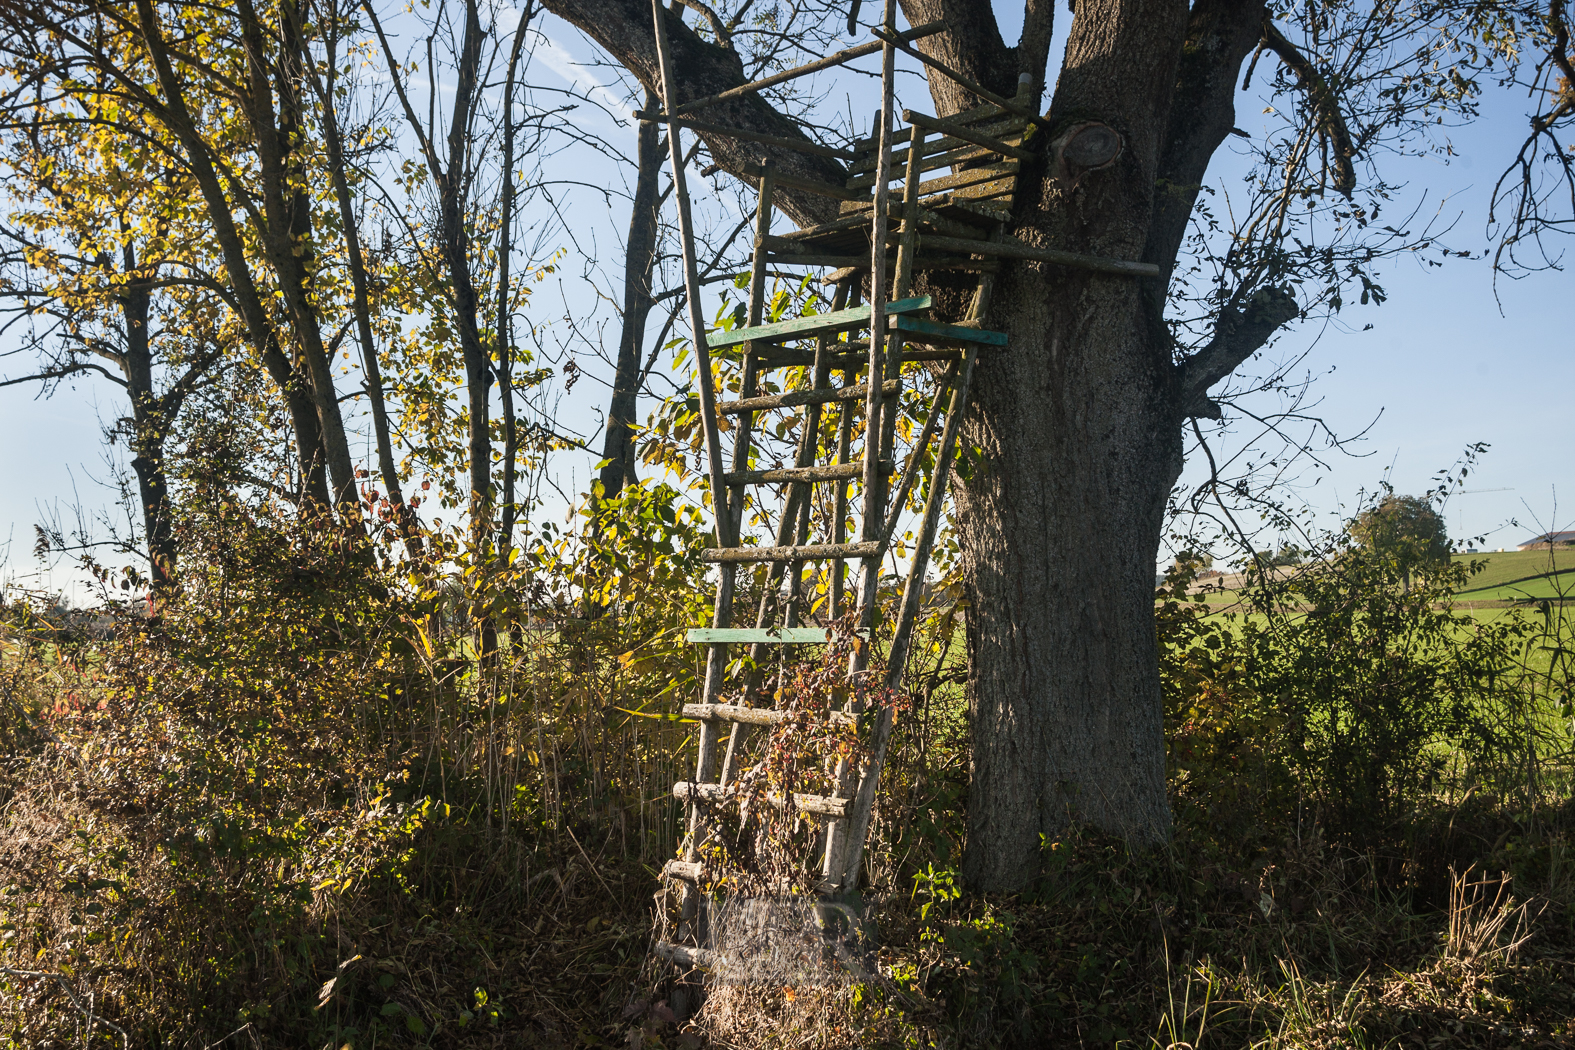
[1518,530,1575,550]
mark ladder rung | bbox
[775,254,999,284]
[653,941,718,968]
[672,781,852,818]
[893,314,1009,347]
[685,628,868,645]
[707,295,931,350]
[662,859,703,881]
[681,702,858,726]
[841,162,1019,213]
[848,118,1028,180]
[770,213,874,244]
[724,459,892,486]
[718,379,897,415]
[761,251,868,269]
[701,540,883,563]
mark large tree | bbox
[537,0,1572,887]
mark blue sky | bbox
[2,7,1570,598]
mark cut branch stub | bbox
[1049,121,1123,189]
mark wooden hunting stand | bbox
[644,0,1158,977]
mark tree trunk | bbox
[598,88,664,501]
[541,0,1291,891]
[117,268,177,600]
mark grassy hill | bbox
[1452,546,1575,597]
[1175,546,1575,607]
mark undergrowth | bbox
[1,490,1572,1048]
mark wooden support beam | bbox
[893,313,1008,346]
[682,702,860,725]
[671,22,945,115]
[633,111,856,160]
[706,294,930,349]
[848,118,1026,177]
[919,233,1162,277]
[870,27,1053,132]
[672,781,852,818]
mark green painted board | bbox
[893,314,1009,346]
[707,295,932,350]
[686,627,869,644]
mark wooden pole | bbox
[652,0,729,934]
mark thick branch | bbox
[898,0,1015,116]
[541,0,845,225]
[1145,0,1267,288]
[1177,285,1298,416]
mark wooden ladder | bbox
[645,0,1156,977]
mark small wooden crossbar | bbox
[718,379,898,415]
[681,701,859,725]
[902,109,1032,160]
[672,781,852,818]
[893,314,1008,346]
[686,628,838,645]
[706,295,931,349]
[920,234,1162,277]
[724,459,891,486]
[653,941,717,968]
[701,540,883,563]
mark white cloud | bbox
[528,28,635,123]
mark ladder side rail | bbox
[828,349,857,618]
[880,358,958,541]
[856,0,899,576]
[718,293,843,785]
[652,0,731,936]
[725,159,777,548]
[783,316,840,631]
[839,342,979,892]
[823,0,900,895]
[837,224,1005,891]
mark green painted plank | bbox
[686,627,869,644]
[706,295,932,350]
[893,314,1009,346]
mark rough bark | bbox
[543,0,1300,890]
[117,269,177,599]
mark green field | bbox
[1177,545,1575,609]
